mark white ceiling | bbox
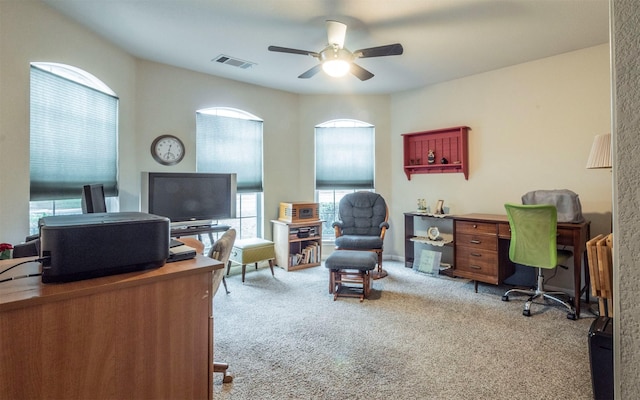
[42,0,610,95]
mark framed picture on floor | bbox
[413,249,442,275]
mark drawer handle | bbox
[470,265,482,270]
[472,224,477,229]
[470,239,481,244]
[471,253,482,257]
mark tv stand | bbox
[171,224,231,244]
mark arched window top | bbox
[31,62,116,96]
[317,119,373,128]
[197,107,262,122]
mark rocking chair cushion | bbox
[334,235,383,250]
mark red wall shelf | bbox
[402,126,470,180]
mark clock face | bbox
[427,226,440,241]
[151,135,185,166]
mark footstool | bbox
[228,238,276,283]
[325,250,378,301]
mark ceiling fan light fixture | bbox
[322,59,351,77]
[319,46,351,78]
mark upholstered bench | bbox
[228,238,276,283]
[325,250,378,301]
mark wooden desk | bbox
[0,255,222,400]
[453,214,591,318]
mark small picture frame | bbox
[435,200,445,215]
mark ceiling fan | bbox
[268,20,403,81]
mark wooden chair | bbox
[176,237,205,254]
[178,236,229,294]
[178,230,237,383]
[207,229,237,383]
[587,233,613,316]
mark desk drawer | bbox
[455,246,499,284]
[456,221,497,235]
[498,222,511,239]
[456,233,497,251]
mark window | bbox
[315,120,375,239]
[196,108,264,239]
[29,63,119,234]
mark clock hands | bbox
[163,144,175,160]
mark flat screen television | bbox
[141,172,237,227]
[81,184,107,214]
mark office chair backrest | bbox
[504,203,559,269]
[338,192,388,236]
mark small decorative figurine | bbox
[427,150,435,164]
[441,157,448,164]
[417,199,427,212]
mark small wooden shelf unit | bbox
[272,219,323,271]
[404,212,455,272]
[402,126,470,180]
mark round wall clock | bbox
[151,134,185,166]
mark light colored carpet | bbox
[213,261,596,400]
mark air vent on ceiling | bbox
[212,54,256,69]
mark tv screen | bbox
[81,184,107,214]
[141,172,237,226]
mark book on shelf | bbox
[290,242,320,265]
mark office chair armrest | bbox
[379,222,390,230]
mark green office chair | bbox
[501,203,577,320]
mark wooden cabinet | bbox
[402,126,470,180]
[453,216,514,287]
[272,220,323,271]
[404,212,454,272]
[0,256,221,400]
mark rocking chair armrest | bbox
[332,221,344,238]
[379,224,389,240]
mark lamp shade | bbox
[586,133,612,169]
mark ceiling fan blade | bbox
[350,63,374,81]
[298,64,322,79]
[268,46,318,57]
[326,20,347,48]
[354,43,404,58]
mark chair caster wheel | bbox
[523,309,531,317]
[567,313,577,320]
[502,295,509,302]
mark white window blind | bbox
[315,125,375,189]
[196,111,263,193]
[30,65,118,200]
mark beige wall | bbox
[4,0,638,396]
[389,44,612,289]
[0,0,137,243]
[0,2,610,269]
[134,60,301,236]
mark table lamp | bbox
[586,133,612,169]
